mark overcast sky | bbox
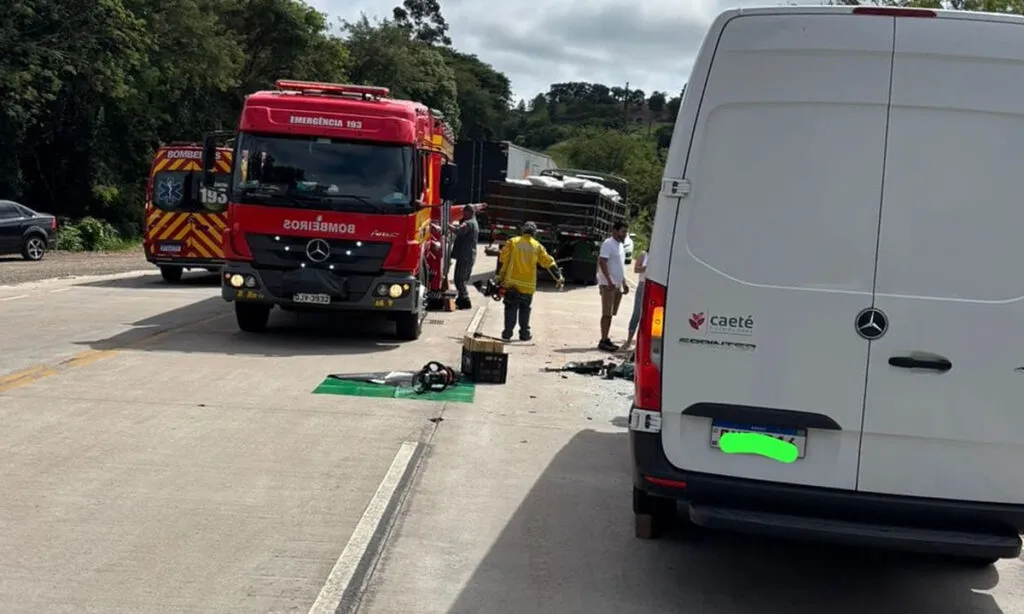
[307,0,773,102]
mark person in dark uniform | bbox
[450,205,479,310]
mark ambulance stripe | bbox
[172,220,192,241]
[153,159,170,173]
[148,212,181,239]
[155,215,190,241]
[193,229,222,258]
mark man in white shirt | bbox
[597,221,630,352]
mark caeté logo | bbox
[689,310,754,336]
[689,312,705,330]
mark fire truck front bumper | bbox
[220,262,423,312]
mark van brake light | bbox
[635,280,665,412]
[852,7,935,17]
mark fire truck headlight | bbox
[375,284,389,297]
[388,284,404,298]
[244,276,257,288]
[229,274,245,288]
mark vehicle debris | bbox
[544,353,634,380]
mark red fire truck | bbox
[199,80,462,340]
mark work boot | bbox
[520,333,532,342]
[455,297,472,310]
[598,338,619,352]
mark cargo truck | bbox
[486,169,637,285]
[450,140,557,238]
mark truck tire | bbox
[396,259,426,340]
[160,266,183,282]
[235,303,270,333]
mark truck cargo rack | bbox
[484,180,628,239]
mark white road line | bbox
[0,295,27,302]
[48,287,71,293]
[307,441,421,614]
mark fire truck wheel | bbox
[235,302,270,333]
[159,266,183,283]
[394,310,422,341]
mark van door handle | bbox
[888,355,952,372]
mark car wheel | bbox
[21,235,47,261]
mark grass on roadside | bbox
[56,217,141,253]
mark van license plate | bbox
[710,420,807,459]
[293,293,331,305]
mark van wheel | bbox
[235,303,270,333]
[633,487,678,540]
[160,266,183,282]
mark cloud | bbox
[309,0,770,101]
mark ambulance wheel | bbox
[235,303,270,333]
[633,487,680,540]
[160,266,183,283]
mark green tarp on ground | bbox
[313,377,476,403]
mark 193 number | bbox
[345,120,362,129]
[200,187,228,205]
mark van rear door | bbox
[859,15,1024,504]
[660,12,892,490]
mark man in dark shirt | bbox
[450,205,479,310]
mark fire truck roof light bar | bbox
[274,80,391,98]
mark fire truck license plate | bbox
[293,293,331,305]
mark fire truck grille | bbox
[246,234,392,273]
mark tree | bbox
[343,16,461,135]
[647,91,667,114]
[441,49,511,140]
[392,0,451,45]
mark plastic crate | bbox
[461,347,509,384]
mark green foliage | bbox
[56,217,136,252]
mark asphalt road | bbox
[1,254,1022,614]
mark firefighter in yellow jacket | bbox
[497,221,565,341]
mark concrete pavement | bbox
[1,254,1023,614]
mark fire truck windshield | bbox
[232,133,414,212]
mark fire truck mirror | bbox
[440,163,458,200]
[202,134,219,187]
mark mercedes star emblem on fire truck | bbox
[855,307,888,340]
[306,239,330,263]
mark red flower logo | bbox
[689,312,705,330]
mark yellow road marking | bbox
[0,312,230,393]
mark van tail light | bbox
[852,7,935,17]
[635,279,665,412]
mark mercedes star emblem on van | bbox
[305,239,330,263]
[855,307,887,340]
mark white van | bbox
[630,5,1024,564]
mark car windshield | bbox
[231,133,414,212]
[152,171,230,213]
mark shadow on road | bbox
[73,296,405,357]
[74,271,221,290]
[444,429,1003,614]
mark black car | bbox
[0,200,57,261]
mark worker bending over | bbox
[498,221,564,341]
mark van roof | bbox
[724,5,1024,25]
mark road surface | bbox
[0,255,1021,614]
